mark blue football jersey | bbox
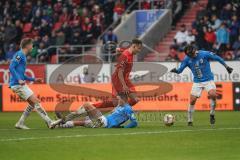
[9,50,35,87]
[176,50,226,83]
[106,103,137,128]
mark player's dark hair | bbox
[131,38,142,45]
[20,38,33,49]
[184,44,197,57]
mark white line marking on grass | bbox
[0,128,40,131]
[0,129,18,131]
[1,127,240,142]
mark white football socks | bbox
[84,116,94,128]
[34,103,52,125]
[76,106,86,114]
[59,121,74,128]
[210,99,216,115]
[64,106,86,121]
[18,105,34,124]
[188,104,195,122]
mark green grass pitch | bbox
[0,111,240,160]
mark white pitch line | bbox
[1,127,240,142]
[0,128,39,131]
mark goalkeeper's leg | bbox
[51,102,103,128]
[64,102,103,121]
[58,120,86,128]
[58,116,94,128]
[64,110,83,122]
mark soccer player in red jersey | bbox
[52,39,142,125]
[111,38,142,105]
[53,40,142,124]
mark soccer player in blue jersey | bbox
[9,38,53,129]
[170,44,233,126]
[51,96,138,129]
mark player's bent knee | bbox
[209,94,217,100]
[190,95,198,105]
[190,100,197,105]
[83,102,95,111]
[208,90,217,99]
[83,102,92,107]
[27,95,40,104]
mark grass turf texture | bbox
[0,111,240,160]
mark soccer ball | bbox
[163,114,175,126]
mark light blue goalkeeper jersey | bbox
[106,103,138,128]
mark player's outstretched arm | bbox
[24,74,35,82]
[170,68,178,74]
[170,58,188,74]
[123,119,138,128]
[206,52,233,74]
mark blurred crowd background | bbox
[0,0,239,64]
[168,0,240,61]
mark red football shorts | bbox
[112,78,136,97]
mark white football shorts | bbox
[191,80,216,98]
[11,85,34,100]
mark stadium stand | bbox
[3,0,234,63]
[144,0,240,61]
[0,0,132,63]
[0,0,191,64]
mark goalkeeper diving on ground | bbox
[50,96,138,129]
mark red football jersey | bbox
[112,49,133,82]
[111,49,136,96]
